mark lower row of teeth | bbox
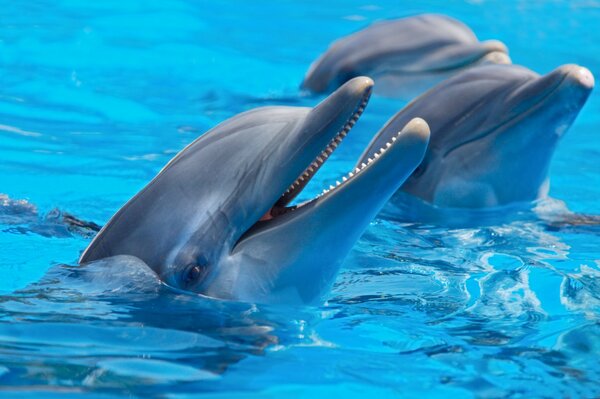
[319,135,398,197]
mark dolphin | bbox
[302,14,510,98]
[357,64,594,211]
[79,77,431,304]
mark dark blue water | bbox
[0,1,599,397]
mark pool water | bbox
[1,1,599,397]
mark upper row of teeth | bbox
[282,104,365,197]
[318,134,398,197]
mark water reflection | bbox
[0,256,322,394]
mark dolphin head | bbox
[302,14,510,96]
[80,77,430,304]
[359,64,594,208]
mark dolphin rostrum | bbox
[80,77,430,304]
[302,14,510,98]
[358,64,594,210]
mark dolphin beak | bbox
[506,64,594,116]
[476,40,511,65]
[303,76,374,141]
[317,118,431,206]
[539,64,595,93]
[560,64,595,90]
[273,76,374,208]
[481,40,509,55]
[540,64,595,110]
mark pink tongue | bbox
[259,208,274,221]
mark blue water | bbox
[1,1,599,397]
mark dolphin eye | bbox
[182,262,208,287]
[412,162,427,178]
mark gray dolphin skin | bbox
[358,64,594,209]
[79,77,431,304]
[302,14,510,97]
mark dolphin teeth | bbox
[391,137,397,142]
[386,142,391,148]
[374,153,380,159]
[277,87,371,207]
[368,158,373,163]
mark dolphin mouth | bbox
[236,114,424,249]
[257,88,372,222]
[250,87,415,228]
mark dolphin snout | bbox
[477,40,511,66]
[480,51,512,65]
[567,65,594,89]
[339,76,375,97]
[482,40,509,55]
[555,64,595,90]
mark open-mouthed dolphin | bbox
[357,64,594,211]
[302,14,510,98]
[79,77,430,304]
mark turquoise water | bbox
[1,1,599,397]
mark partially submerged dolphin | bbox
[358,64,594,211]
[302,14,510,98]
[80,77,430,304]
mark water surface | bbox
[0,1,599,397]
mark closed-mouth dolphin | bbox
[302,14,510,98]
[79,77,430,304]
[357,64,594,210]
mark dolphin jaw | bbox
[317,131,401,199]
[258,85,372,221]
[255,115,417,228]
